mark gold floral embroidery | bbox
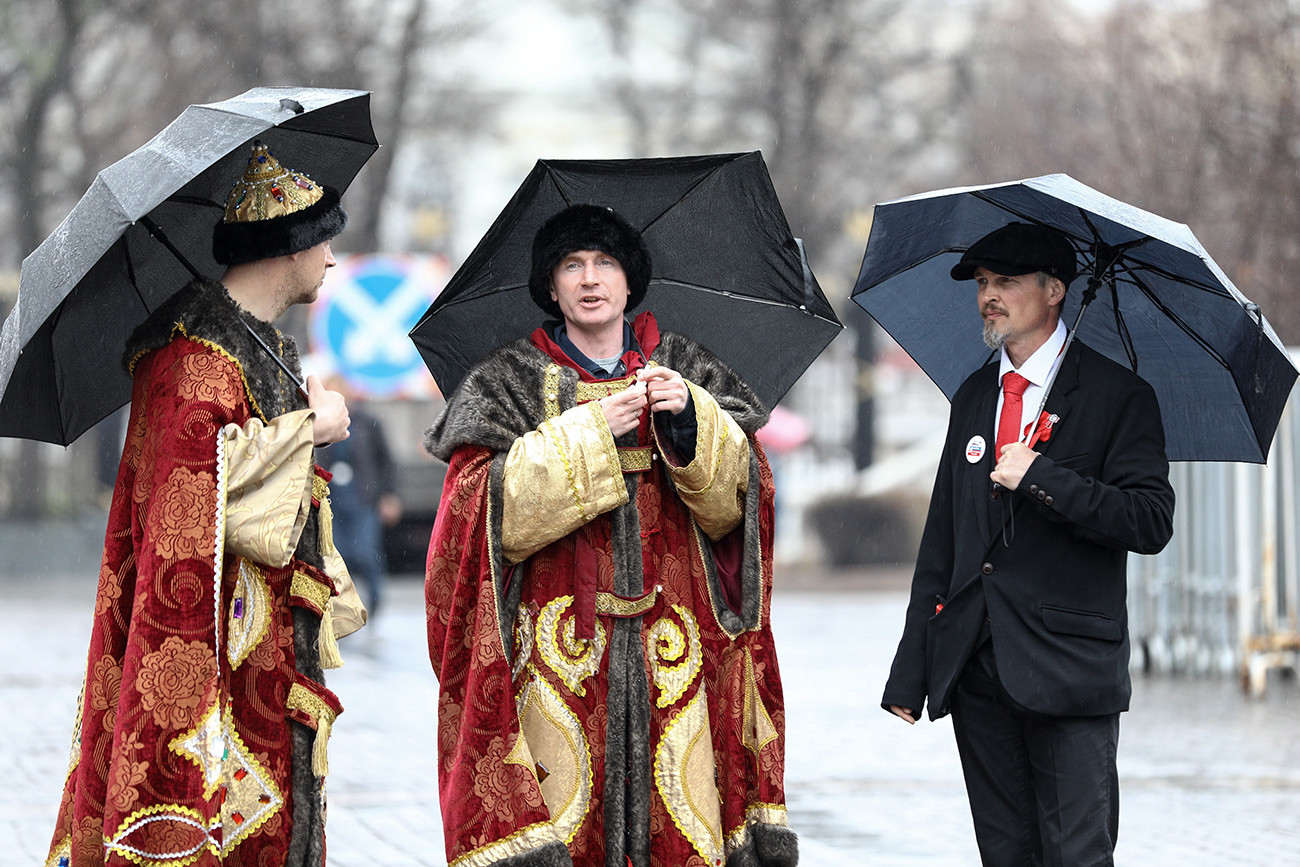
[654,688,723,863]
[227,560,272,670]
[108,731,151,813]
[136,636,217,731]
[648,605,703,709]
[516,673,592,845]
[150,466,216,562]
[536,596,606,696]
[176,352,242,409]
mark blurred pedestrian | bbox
[882,221,1175,865]
[422,205,797,867]
[46,142,366,867]
[323,373,402,618]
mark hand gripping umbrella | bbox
[852,173,1298,463]
[0,86,378,445]
[408,152,842,410]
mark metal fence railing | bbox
[1129,382,1300,694]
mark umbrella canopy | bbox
[408,152,842,410]
[852,173,1298,463]
[0,86,378,445]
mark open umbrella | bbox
[852,173,1298,463]
[408,152,842,410]
[0,86,378,445]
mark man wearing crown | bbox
[423,205,798,867]
[45,143,365,867]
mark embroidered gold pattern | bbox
[516,673,592,845]
[512,603,536,682]
[654,688,723,863]
[594,586,658,618]
[617,445,654,473]
[44,838,71,867]
[286,682,340,776]
[648,605,703,708]
[575,375,636,403]
[543,364,561,420]
[106,803,218,867]
[227,560,272,670]
[290,568,332,613]
[169,704,225,798]
[540,418,589,525]
[167,703,285,852]
[741,647,779,756]
[449,820,563,867]
[537,596,607,696]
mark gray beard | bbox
[983,320,1007,351]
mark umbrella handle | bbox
[240,319,309,401]
[140,216,308,401]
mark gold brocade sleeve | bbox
[323,545,367,639]
[662,381,750,540]
[222,408,315,567]
[501,401,628,564]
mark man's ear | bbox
[549,278,558,303]
[1048,276,1067,307]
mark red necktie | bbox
[996,372,1030,455]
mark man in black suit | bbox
[881,222,1175,866]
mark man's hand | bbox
[889,705,919,725]
[307,374,350,445]
[600,381,648,437]
[638,366,689,415]
[990,442,1039,490]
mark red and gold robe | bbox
[424,312,797,867]
[46,279,364,867]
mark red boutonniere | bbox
[1026,412,1059,448]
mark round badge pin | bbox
[965,435,986,463]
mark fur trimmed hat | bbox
[212,141,348,266]
[528,204,651,317]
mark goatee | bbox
[983,320,1007,350]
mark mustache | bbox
[982,304,1007,317]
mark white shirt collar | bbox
[999,318,1068,387]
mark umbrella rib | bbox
[1124,272,1232,372]
[967,192,1234,297]
[639,164,729,236]
[651,277,837,317]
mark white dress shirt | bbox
[995,318,1068,447]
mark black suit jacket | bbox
[882,340,1175,720]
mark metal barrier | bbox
[1128,390,1300,694]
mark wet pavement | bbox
[4,569,1299,865]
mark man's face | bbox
[549,249,630,334]
[288,240,337,306]
[975,266,1062,351]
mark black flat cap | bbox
[950,221,1077,284]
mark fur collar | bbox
[124,277,306,420]
[424,330,769,462]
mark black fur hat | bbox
[528,204,651,316]
[212,142,348,266]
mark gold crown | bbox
[222,141,325,224]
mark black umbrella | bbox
[408,152,842,410]
[852,173,1298,463]
[0,86,378,445]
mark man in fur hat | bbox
[46,142,366,867]
[423,204,798,867]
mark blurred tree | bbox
[960,0,1300,342]
[576,0,971,468]
[0,0,491,516]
